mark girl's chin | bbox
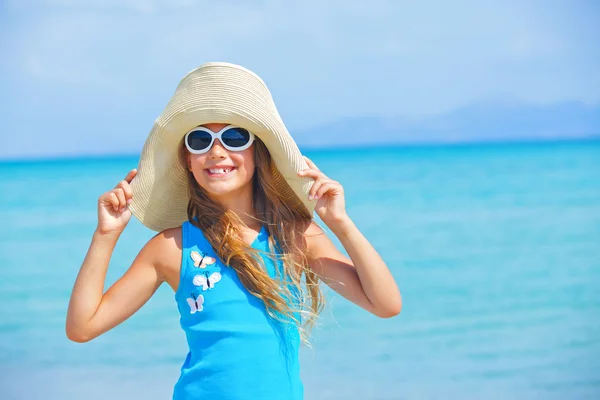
[200,181,248,195]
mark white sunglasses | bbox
[184,125,255,154]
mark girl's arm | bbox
[299,158,402,318]
[66,230,176,342]
[305,220,401,318]
[66,169,178,342]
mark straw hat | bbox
[128,62,316,232]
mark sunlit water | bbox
[1,141,599,399]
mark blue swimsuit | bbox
[173,221,303,400]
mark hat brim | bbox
[129,62,316,232]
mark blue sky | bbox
[1,0,599,159]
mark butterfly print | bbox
[186,293,204,314]
[193,271,222,291]
[190,251,216,269]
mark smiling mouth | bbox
[205,167,236,177]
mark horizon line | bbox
[1,136,599,165]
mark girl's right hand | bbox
[97,169,137,234]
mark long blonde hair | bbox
[178,136,324,343]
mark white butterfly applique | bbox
[186,293,204,314]
[190,251,216,269]
[193,271,222,291]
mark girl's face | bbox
[186,123,256,201]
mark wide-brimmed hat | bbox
[129,62,316,232]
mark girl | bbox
[66,62,401,400]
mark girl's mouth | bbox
[205,167,236,178]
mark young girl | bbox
[66,62,401,400]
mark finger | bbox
[107,192,120,211]
[124,169,137,183]
[315,182,337,199]
[303,156,320,171]
[310,178,333,200]
[309,179,319,200]
[113,188,127,211]
[116,180,133,203]
[298,168,327,180]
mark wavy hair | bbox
[178,135,324,343]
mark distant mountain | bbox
[294,101,600,147]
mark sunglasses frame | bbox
[184,125,255,155]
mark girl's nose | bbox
[207,139,227,158]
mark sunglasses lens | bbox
[221,128,251,148]
[187,130,212,151]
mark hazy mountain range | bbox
[294,101,600,148]
[1,101,598,161]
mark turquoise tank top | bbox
[173,221,303,400]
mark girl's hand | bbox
[97,169,137,234]
[298,156,348,227]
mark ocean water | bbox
[0,141,599,400]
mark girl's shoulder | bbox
[140,226,183,286]
[151,226,183,251]
[286,219,326,263]
[298,220,326,247]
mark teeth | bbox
[209,168,233,174]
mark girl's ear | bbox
[186,154,192,170]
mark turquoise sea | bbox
[1,141,599,399]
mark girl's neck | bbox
[210,193,260,230]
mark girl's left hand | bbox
[298,156,348,227]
